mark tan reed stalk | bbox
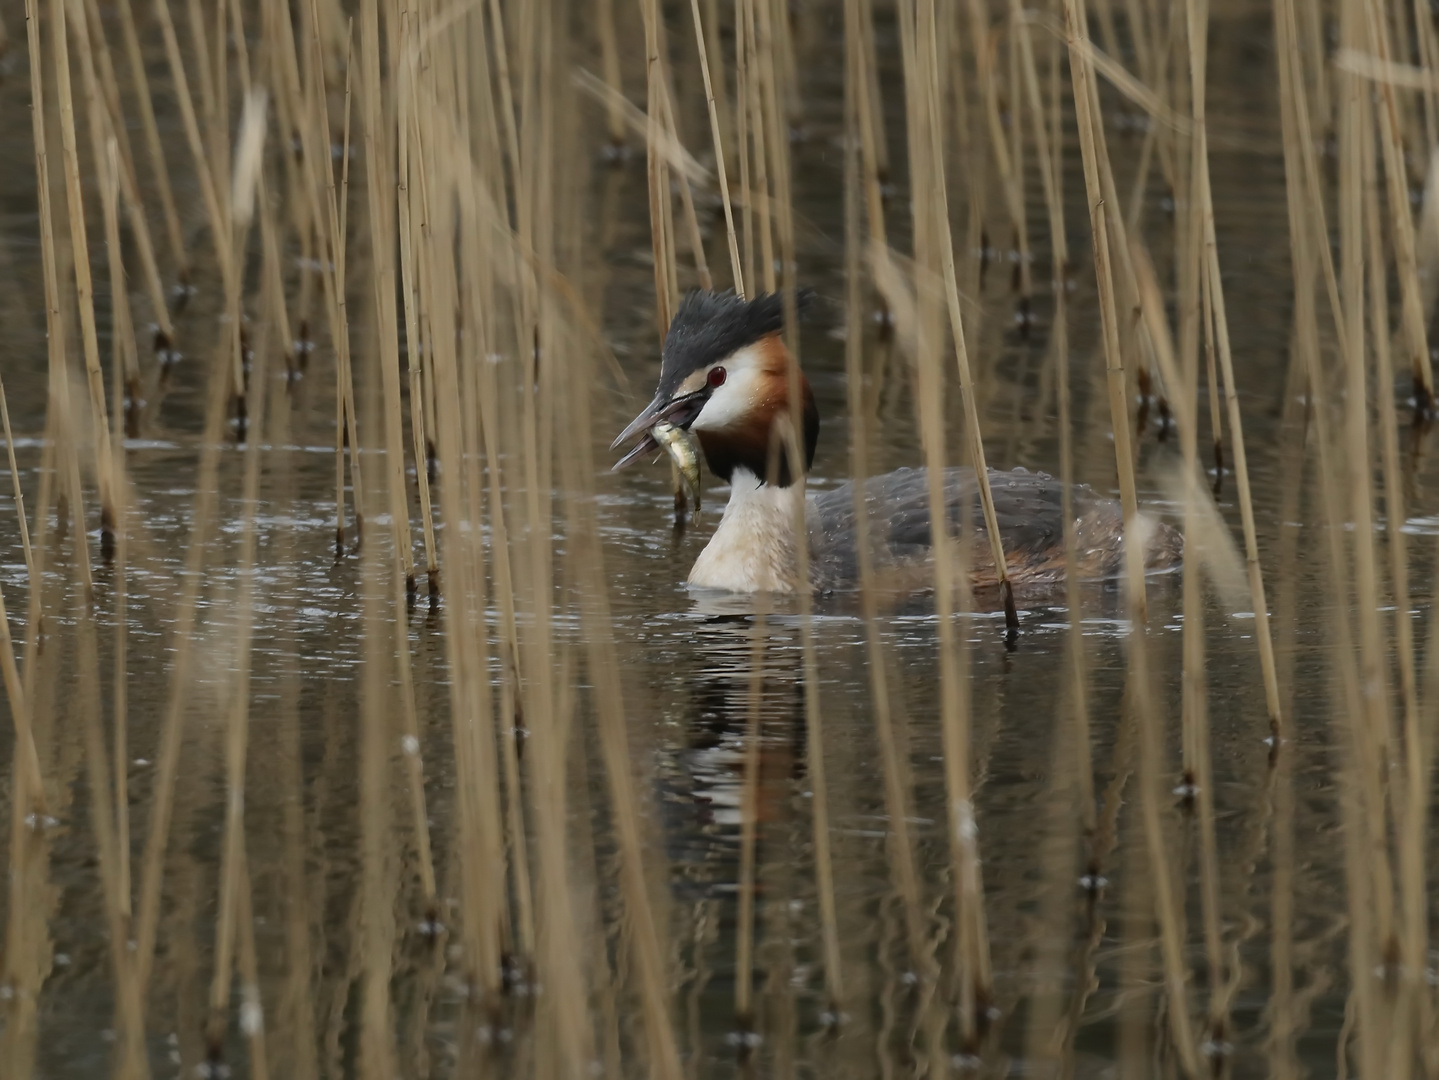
[97,135,142,437]
[1309,7,1394,1072]
[24,0,88,601]
[638,0,675,334]
[397,32,439,598]
[659,79,714,291]
[756,0,795,301]
[733,588,769,1030]
[440,48,536,960]
[232,853,269,1080]
[0,381,35,588]
[844,0,889,281]
[1364,136,1428,1074]
[560,356,684,1079]
[767,414,845,1016]
[690,0,743,294]
[1061,0,1142,599]
[1025,0,1100,881]
[302,8,363,553]
[1359,0,1435,412]
[76,599,147,1080]
[131,322,246,1004]
[1064,0,1202,1068]
[113,0,187,284]
[80,0,175,361]
[513,26,596,1072]
[205,88,269,1067]
[424,203,507,1003]
[1413,0,1439,150]
[914,0,996,1028]
[1176,0,1247,1049]
[0,563,43,816]
[966,0,1030,299]
[52,0,116,562]
[355,463,400,1080]
[913,6,1021,632]
[151,0,242,416]
[734,0,756,294]
[851,286,930,983]
[595,0,626,148]
[741,0,776,293]
[100,137,135,965]
[1276,7,1388,1072]
[359,0,417,597]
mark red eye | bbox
[707,366,727,388]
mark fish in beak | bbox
[610,389,709,470]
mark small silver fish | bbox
[652,420,702,518]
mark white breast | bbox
[686,468,804,594]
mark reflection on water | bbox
[0,0,1435,1077]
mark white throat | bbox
[686,468,805,594]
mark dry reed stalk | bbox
[508,21,596,1069]
[844,0,889,298]
[848,240,928,982]
[99,136,134,952]
[354,455,400,1080]
[1061,0,1142,599]
[756,0,796,307]
[397,35,439,599]
[690,0,744,294]
[131,315,246,1003]
[1064,0,1201,1067]
[1174,0,1254,1050]
[639,0,677,334]
[23,0,88,603]
[51,0,116,562]
[444,74,536,961]
[1344,37,1401,987]
[1364,138,1429,1072]
[1280,6,1393,1072]
[359,0,417,596]
[914,1,1020,632]
[0,567,43,817]
[768,414,844,1017]
[0,380,35,588]
[1359,0,1435,412]
[73,593,146,1079]
[301,8,363,554]
[659,78,714,292]
[113,0,187,285]
[921,0,996,1025]
[79,0,175,362]
[595,0,626,148]
[734,0,756,294]
[205,97,270,1064]
[96,135,142,438]
[733,588,769,1030]
[425,222,507,1003]
[965,0,1030,305]
[1276,21,1381,1069]
[1017,0,1098,874]
[741,0,776,293]
[151,0,243,419]
[559,348,683,1078]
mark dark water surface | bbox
[0,1,1436,1077]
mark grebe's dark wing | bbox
[806,466,1165,591]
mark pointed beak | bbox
[610,390,708,470]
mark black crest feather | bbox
[655,290,809,399]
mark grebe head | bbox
[611,290,818,487]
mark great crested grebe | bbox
[612,290,1182,595]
